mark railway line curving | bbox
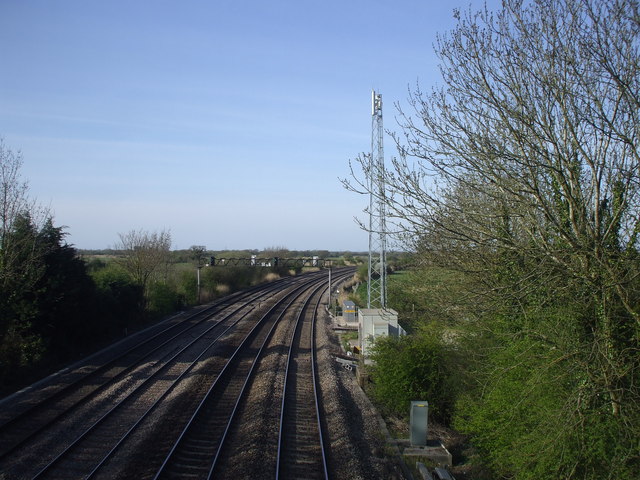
[0,268,402,480]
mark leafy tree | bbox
[188,245,207,266]
[0,140,134,391]
[32,219,98,355]
[0,214,46,382]
[0,211,100,385]
[0,140,51,382]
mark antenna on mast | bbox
[368,90,387,309]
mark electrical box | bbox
[343,300,356,323]
[410,401,429,446]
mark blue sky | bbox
[0,0,497,251]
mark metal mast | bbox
[368,90,387,309]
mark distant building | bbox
[358,308,405,359]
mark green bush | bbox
[147,282,184,317]
[357,263,368,281]
[453,305,640,480]
[177,270,198,305]
[92,264,144,332]
[369,323,457,422]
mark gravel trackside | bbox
[316,306,408,480]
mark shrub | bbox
[147,282,183,317]
[369,323,457,422]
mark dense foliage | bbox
[0,213,106,389]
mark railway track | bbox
[0,268,355,480]
[153,279,318,479]
[153,272,353,479]
[0,276,290,458]
[276,279,329,479]
[202,271,353,479]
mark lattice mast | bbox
[368,90,387,309]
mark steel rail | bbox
[0,276,293,462]
[27,276,314,479]
[275,278,331,480]
[208,270,352,479]
[152,277,324,480]
[87,275,331,480]
[311,279,331,479]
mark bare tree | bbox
[345,0,640,425]
[115,229,172,296]
[0,139,49,289]
[0,139,28,246]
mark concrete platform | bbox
[396,439,452,466]
[334,314,359,329]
